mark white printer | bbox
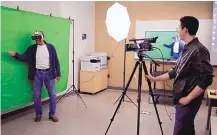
[87,52,108,69]
[80,55,101,71]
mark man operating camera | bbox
[145,16,213,135]
[8,31,60,122]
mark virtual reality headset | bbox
[31,31,43,40]
[31,35,42,40]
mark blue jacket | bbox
[163,41,184,57]
[14,43,60,80]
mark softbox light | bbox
[105,2,131,42]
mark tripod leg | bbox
[73,85,88,108]
[113,93,138,108]
[125,95,138,108]
[113,95,122,105]
[57,85,74,103]
[137,62,143,135]
[105,62,139,135]
[142,61,164,135]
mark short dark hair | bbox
[180,16,199,35]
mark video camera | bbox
[125,37,158,52]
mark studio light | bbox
[105,2,131,42]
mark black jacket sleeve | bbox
[168,67,177,79]
[194,47,214,90]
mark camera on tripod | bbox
[105,36,164,135]
[125,37,158,52]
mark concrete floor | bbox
[1,89,216,135]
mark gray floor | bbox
[1,89,216,135]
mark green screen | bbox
[145,31,178,59]
[1,6,70,112]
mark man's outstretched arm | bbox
[8,49,28,61]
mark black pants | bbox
[173,101,201,135]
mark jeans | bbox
[33,71,56,117]
[173,102,201,135]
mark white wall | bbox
[1,1,95,89]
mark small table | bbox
[209,116,217,135]
[206,89,217,130]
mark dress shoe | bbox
[34,115,42,122]
[49,115,59,122]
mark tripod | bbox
[57,84,87,108]
[113,38,137,108]
[57,19,87,108]
[105,51,164,135]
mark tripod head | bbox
[136,50,160,67]
[137,50,146,61]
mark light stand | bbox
[105,51,164,135]
[113,38,138,108]
[57,19,87,108]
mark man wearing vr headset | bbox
[146,16,213,135]
[8,31,60,122]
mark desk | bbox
[206,89,217,130]
[150,59,177,103]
